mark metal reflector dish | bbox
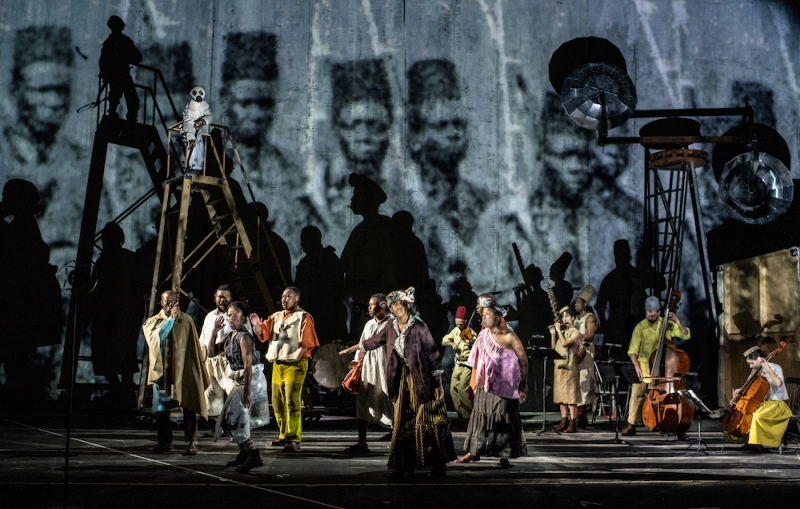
[718,151,793,224]
[560,62,637,131]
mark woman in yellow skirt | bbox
[733,346,793,452]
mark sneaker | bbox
[283,442,300,453]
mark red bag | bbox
[341,360,363,394]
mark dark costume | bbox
[361,315,456,471]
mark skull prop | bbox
[190,86,205,102]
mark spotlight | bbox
[549,37,637,131]
[712,123,793,225]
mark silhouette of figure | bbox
[88,223,144,405]
[294,226,347,342]
[0,180,63,401]
[388,211,430,291]
[246,202,293,309]
[340,173,393,315]
[549,252,574,308]
[1,26,86,274]
[595,240,648,354]
[514,263,553,344]
[99,16,142,121]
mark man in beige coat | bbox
[139,290,209,454]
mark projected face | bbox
[227,78,277,144]
[413,98,467,171]
[335,99,391,168]
[17,61,71,139]
[541,130,592,200]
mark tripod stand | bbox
[526,346,563,436]
[679,389,712,454]
[595,361,632,445]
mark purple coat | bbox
[362,318,442,405]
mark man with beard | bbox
[141,291,209,455]
[199,285,254,418]
[621,296,690,439]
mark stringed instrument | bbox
[721,340,787,438]
[641,289,694,434]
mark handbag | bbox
[341,360,363,394]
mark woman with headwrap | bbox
[340,287,456,477]
[457,295,528,468]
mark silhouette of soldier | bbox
[0,179,63,401]
[514,263,553,344]
[388,211,430,293]
[549,252,574,308]
[294,226,347,343]
[246,202,293,309]
[88,223,144,405]
[340,173,393,317]
[99,16,142,122]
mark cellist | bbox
[621,296,690,439]
[733,347,792,453]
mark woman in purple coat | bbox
[341,287,456,477]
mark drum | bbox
[309,342,351,390]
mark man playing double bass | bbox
[621,296,690,438]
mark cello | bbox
[641,289,694,435]
[721,340,787,438]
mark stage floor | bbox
[2,411,798,508]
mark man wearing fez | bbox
[404,59,487,291]
[221,31,309,261]
[140,290,209,455]
[2,25,86,274]
[99,16,142,122]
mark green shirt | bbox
[628,317,690,377]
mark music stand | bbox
[526,346,563,435]
[678,389,712,453]
[595,361,632,446]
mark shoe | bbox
[743,443,764,453]
[499,458,510,469]
[564,419,578,433]
[676,432,689,442]
[388,469,414,478]
[271,438,288,447]
[236,449,265,473]
[553,417,569,433]
[620,424,637,437]
[344,442,370,454]
[576,413,589,429]
[455,453,480,463]
[378,432,393,442]
[283,442,300,453]
[227,450,247,467]
[184,441,199,455]
[152,444,173,453]
[428,463,447,478]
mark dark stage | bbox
[2,411,798,508]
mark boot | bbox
[227,449,247,467]
[576,413,589,429]
[620,423,637,436]
[564,419,578,433]
[236,449,265,473]
[553,417,569,433]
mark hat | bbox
[576,285,595,304]
[387,287,415,306]
[348,173,387,204]
[645,296,661,312]
[743,346,761,358]
[455,306,467,324]
[478,295,507,318]
[107,15,125,31]
[222,31,278,82]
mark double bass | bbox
[641,289,694,435]
[721,340,787,438]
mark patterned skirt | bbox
[388,366,457,471]
[463,386,527,459]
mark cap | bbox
[455,306,467,323]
